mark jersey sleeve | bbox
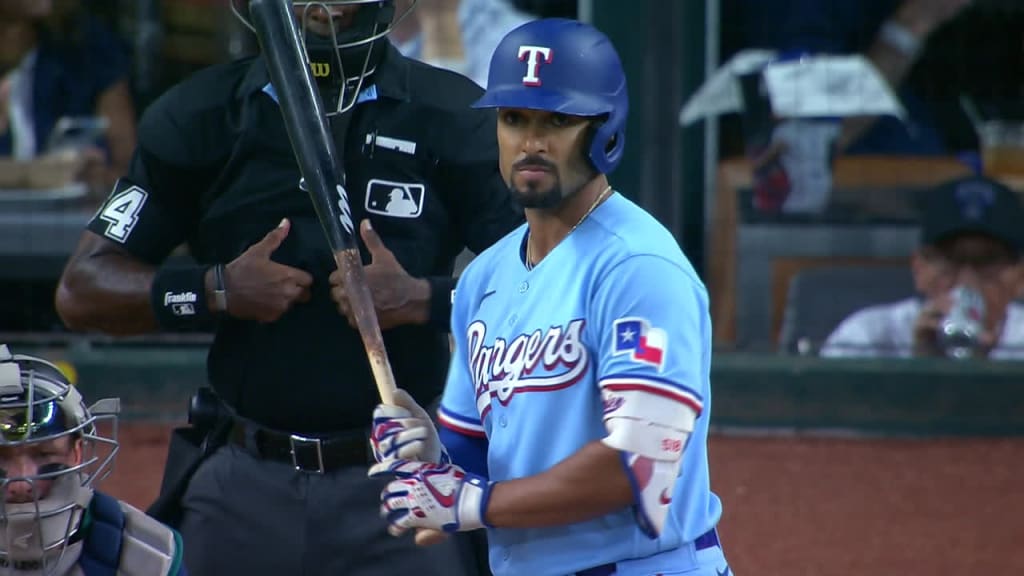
[438,272,487,439]
[85,96,204,264]
[591,255,710,416]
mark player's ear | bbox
[70,437,84,466]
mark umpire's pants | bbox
[179,443,480,576]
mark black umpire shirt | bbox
[85,44,523,433]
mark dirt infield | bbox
[104,423,1024,575]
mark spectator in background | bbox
[821,176,1024,359]
[389,0,533,88]
[731,0,980,157]
[0,0,135,194]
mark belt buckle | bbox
[289,433,326,473]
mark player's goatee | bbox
[509,182,564,209]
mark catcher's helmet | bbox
[0,345,118,573]
[473,19,629,174]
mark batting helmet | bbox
[473,19,629,174]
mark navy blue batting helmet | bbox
[473,19,629,174]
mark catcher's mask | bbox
[0,345,119,575]
[231,0,416,115]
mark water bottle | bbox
[938,286,986,359]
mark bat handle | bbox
[414,528,449,547]
[367,349,396,405]
[332,250,442,544]
[333,248,398,406]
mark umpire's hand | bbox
[222,218,313,322]
[330,219,431,330]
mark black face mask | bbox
[300,2,395,111]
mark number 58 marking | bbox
[99,186,148,242]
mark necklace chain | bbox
[526,185,612,271]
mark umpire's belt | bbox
[575,528,720,576]
[230,420,371,474]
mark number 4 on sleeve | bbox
[98,186,148,242]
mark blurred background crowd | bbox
[1,0,1022,362]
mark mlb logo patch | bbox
[365,179,425,218]
[612,317,667,370]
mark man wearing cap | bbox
[821,176,1024,359]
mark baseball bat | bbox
[247,0,396,406]
[247,0,445,547]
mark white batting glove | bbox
[368,459,492,537]
[371,389,449,465]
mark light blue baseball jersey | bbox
[439,191,723,576]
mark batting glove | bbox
[369,459,492,537]
[371,389,449,465]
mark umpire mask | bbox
[0,346,119,576]
[231,0,415,115]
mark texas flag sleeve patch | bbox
[612,317,667,371]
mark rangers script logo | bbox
[469,319,589,417]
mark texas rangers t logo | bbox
[612,317,667,370]
[518,45,553,86]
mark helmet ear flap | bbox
[588,115,625,174]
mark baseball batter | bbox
[369,18,730,576]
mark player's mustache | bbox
[513,156,557,172]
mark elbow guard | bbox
[600,386,698,538]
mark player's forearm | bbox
[484,441,632,528]
[838,11,925,151]
[837,40,917,150]
[57,244,160,335]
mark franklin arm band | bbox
[150,265,214,331]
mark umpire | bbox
[55,1,521,575]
